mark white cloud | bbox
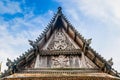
[0,0,21,14]
[0,21,28,72]
[0,8,54,72]
[58,0,120,26]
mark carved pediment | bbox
[43,29,79,50]
[33,54,98,69]
[51,55,70,68]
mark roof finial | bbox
[57,7,62,13]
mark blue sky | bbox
[0,0,120,73]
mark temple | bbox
[1,7,120,80]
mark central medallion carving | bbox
[54,31,67,50]
[51,55,69,68]
[47,31,75,50]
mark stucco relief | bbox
[33,54,98,69]
[47,31,75,50]
[51,55,70,68]
[50,55,98,68]
[33,30,98,69]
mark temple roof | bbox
[2,7,120,79]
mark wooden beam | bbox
[74,32,77,41]
[67,24,69,33]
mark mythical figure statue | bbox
[28,40,39,53]
[86,38,92,46]
[6,58,18,74]
[83,38,92,52]
[6,58,13,70]
[107,58,113,66]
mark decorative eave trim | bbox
[39,49,82,56]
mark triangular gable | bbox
[24,28,98,69]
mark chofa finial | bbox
[57,7,62,13]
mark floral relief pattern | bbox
[51,55,70,68]
[47,31,75,50]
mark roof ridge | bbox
[34,13,57,43]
